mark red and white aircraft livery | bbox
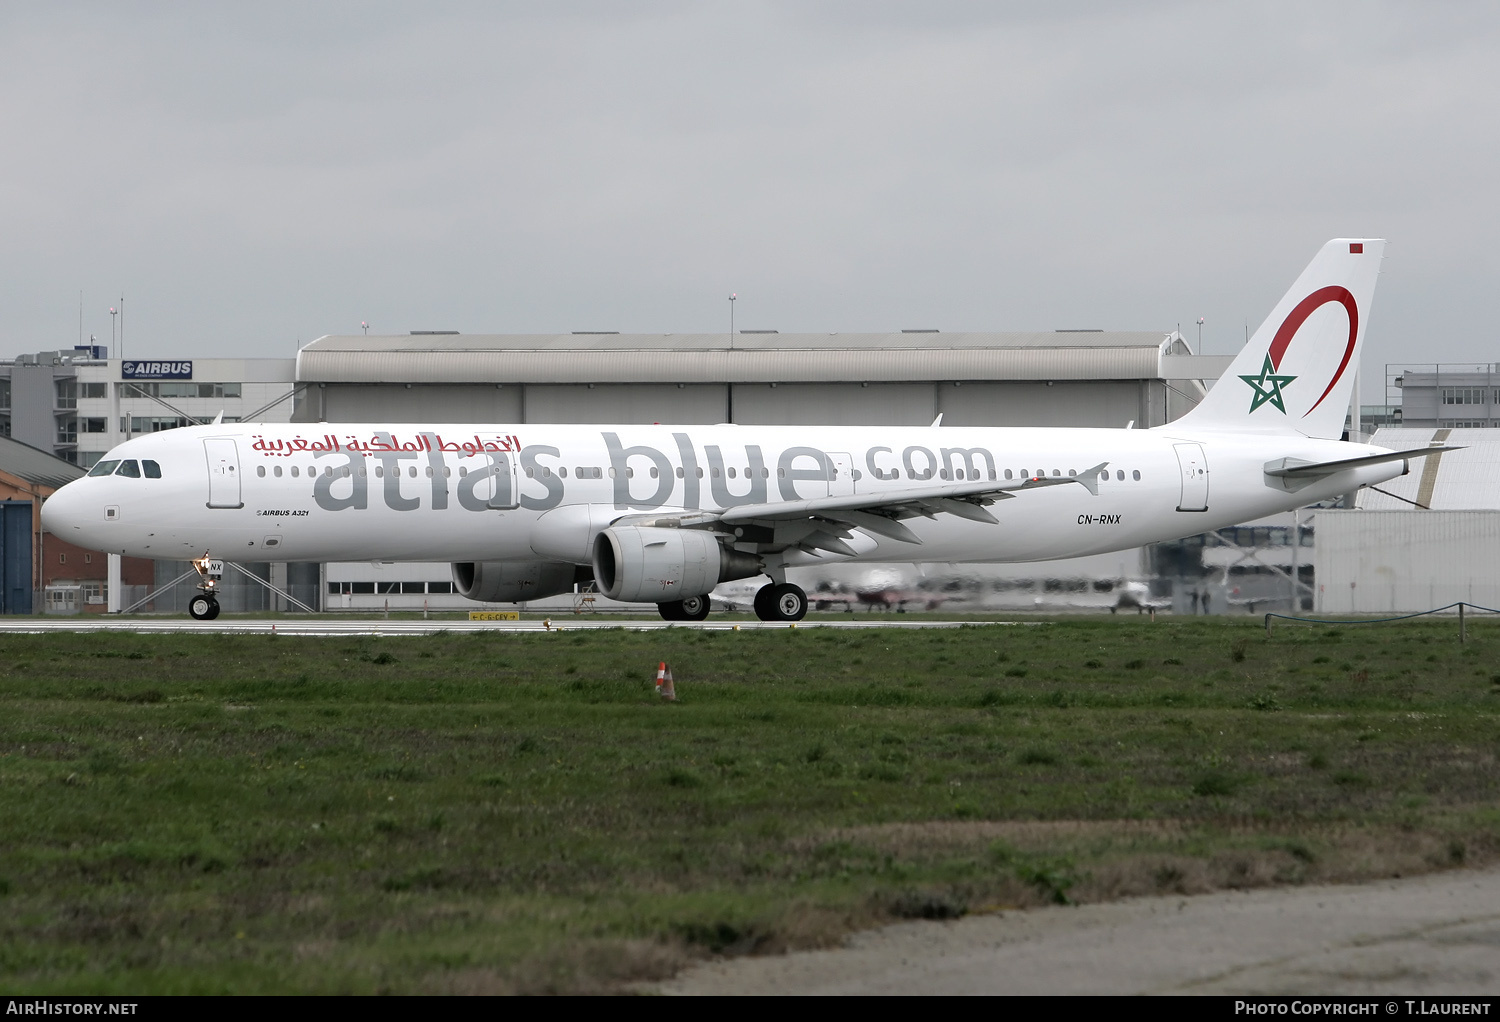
[42,239,1448,621]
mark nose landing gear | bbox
[188,593,221,620]
[189,554,223,621]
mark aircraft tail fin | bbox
[1173,239,1385,439]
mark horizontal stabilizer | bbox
[1263,446,1461,479]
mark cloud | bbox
[2,1,1497,391]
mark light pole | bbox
[361,321,369,335]
[729,293,736,338]
[1196,317,1204,353]
[110,307,117,355]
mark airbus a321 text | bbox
[42,239,1448,621]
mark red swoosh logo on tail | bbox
[1267,285,1358,417]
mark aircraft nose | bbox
[41,480,91,538]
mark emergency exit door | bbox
[204,438,244,509]
[1174,443,1209,512]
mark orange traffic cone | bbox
[655,661,676,701]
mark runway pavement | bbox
[0,617,1024,636]
[658,867,1500,995]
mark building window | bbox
[80,417,107,433]
[140,382,244,399]
[0,378,10,410]
[1442,387,1488,405]
[79,382,107,399]
[123,416,191,433]
[59,553,66,564]
[55,379,77,409]
[56,417,77,444]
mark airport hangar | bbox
[270,329,1229,612]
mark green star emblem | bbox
[1240,354,1297,414]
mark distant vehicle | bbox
[45,240,1449,623]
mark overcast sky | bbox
[3,2,1497,400]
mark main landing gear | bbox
[753,582,807,622]
[656,582,809,622]
[658,593,713,621]
[188,553,223,621]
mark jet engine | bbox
[592,526,761,603]
[451,560,589,603]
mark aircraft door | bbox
[486,453,519,510]
[203,438,244,509]
[828,452,855,497]
[1173,443,1209,512]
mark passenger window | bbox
[143,460,161,478]
[1133,470,1141,481]
[256,465,266,477]
[1116,470,1124,481]
[290,466,299,478]
[274,466,283,478]
[89,460,120,477]
[115,460,141,478]
[1004,469,1013,479]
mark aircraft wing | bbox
[620,463,1109,553]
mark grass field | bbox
[2,616,1498,993]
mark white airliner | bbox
[42,239,1448,622]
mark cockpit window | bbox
[88,460,120,477]
[143,460,162,479]
[115,460,141,478]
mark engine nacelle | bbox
[451,560,587,603]
[592,526,761,603]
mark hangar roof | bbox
[1359,427,1500,511]
[298,331,1220,385]
[0,434,86,492]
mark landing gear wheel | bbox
[188,594,219,621]
[755,583,807,622]
[659,595,713,622]
[677,594,712,621]
[753,585,776,620]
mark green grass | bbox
[1,618,1499,992]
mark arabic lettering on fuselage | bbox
[249,433,522,456]
[248,430,1014,513]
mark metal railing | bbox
[1264,601,1500,643]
